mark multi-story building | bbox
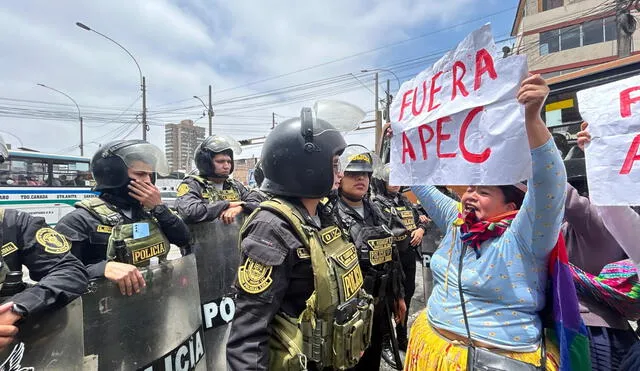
[165,119,206,173]
[511,0,640,77]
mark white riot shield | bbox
[189,217,242,370]
[0,297,84,370]
[83,254,206,371]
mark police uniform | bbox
[244,187,270,205]
[371,187,427,348]
[176,176,257,223]
[0,208,88,317]
[55,140,190,277]
[227,107,374,371]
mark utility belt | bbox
[108,220,170,267]
[271,293,374,371]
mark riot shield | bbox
[420,221,443,304]
[83,254,206,371]
[189,217,243,370]
[0,297,84,370]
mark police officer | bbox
[244,160,270,204]
[0,136,88,350]
[55,140,190,296]
[370,164,427,352]
[227,107,374,371]
[176,135,258,225]
[334,146,406,370]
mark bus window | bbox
[52,160,92,187]
[1,157,47,186]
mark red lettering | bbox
[619,86,640,118]
[398,90,413,121]
[460,106,491,163]
[474,49,498,91]
[401,131,416,164]
[620,134,640,174]
[452,61,469,101]
[428,72,443,112]
[412,82,428,117]
[418,124,435,160]
[436,117,456,158]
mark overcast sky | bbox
[0,0,517,158]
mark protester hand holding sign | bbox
[577,75,640,205]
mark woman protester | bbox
[402,75,581,370]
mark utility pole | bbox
[616,0,637,57]
[142,76,148,140]
[385,79,391,123]
[208,85,213,136]
[272,112,276,129]
[374,72,382,154]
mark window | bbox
[51,160,92,187]
[1,157,48,186]
[542,0,563,11]
[540,29,560,55]
[604,16,617,41]
[583,19,604,46]
[539,17,616,55]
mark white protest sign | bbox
[577,74,640,205]
[389,24,531,186]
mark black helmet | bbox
[91,140,169,192]
[194,135,242,178]
[371,163,391,196]
[261,107,346,198]
[0,135,8,164]
[253,160,265,187]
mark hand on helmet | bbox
[128,179,162,209]
[105,262,146,296]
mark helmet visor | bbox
[0,136,8,162]
[313,100,365,133]
[373,163,391,183]
[114,142,170,176]
[200,135,242,155]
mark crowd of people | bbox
[0,73,638,371]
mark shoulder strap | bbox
[255,199,312,248]
[75,198,122,226]
[185,174,208,186]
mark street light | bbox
[76,21,148,140]
[361,68,401,89]
[37,83,84,156]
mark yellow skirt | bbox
[405,311,560,371]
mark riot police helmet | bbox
[339,144,379,175]
[0,135,8,164]
[91,140,169,192]
[260,107,346,198]
[253,160,265,187]
[194,135,242,178]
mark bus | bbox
[0,150,98,225]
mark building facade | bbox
[165,119,206,173]
[511,0,640,77]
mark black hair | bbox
[497,185,525,209]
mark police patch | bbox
[1,242,18,257]
[96,225,113,233]
[238,258,273,294]
[296,248,310,259]
[36,228,71,254]
[219,189,240,201]
[176,184,190,197]
[320,226,341,245]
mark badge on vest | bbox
[367,237,393,265]
[1,242,18,257]
[334,246,358,269]
[36,228,71,254]
[219,189,239,201]
[399,210,417,230]
[176,183,190,197]
[96,225,113,233]
[341,264,364,300]
[238,258,273,294]
[296,248,311,259]
[132,223,150,239]
[320,226,342,245]
[131,242,167,264]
